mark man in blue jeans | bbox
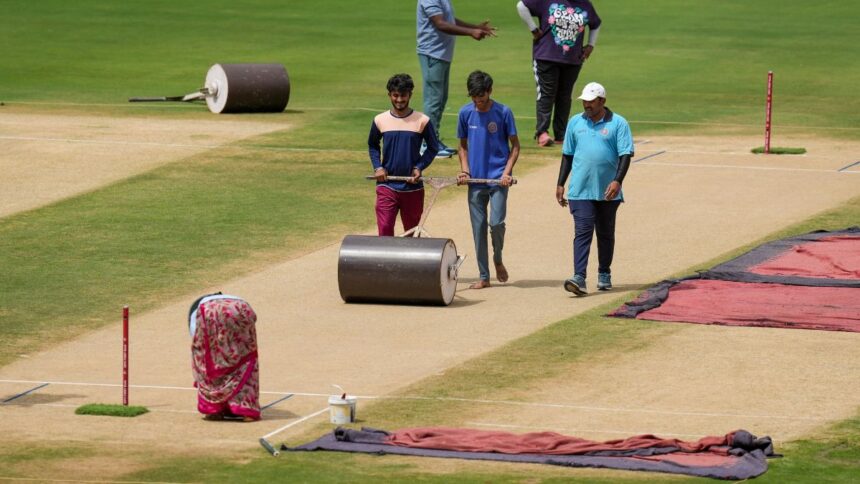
[556,82,633,295]
[457,71,520,289]
[417,0,495,158]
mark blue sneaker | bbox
[564,274,587,296]
[435,147,456,158]
[597,272,612,291]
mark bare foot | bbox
[495,263,508,283]
[469,280,491,289]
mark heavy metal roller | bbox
[338,235,462,306]
[203,63,290,113]
[129,63,290,114]
[337,176,516,306]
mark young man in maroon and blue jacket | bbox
[368,73,439,236]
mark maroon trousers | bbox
[375,186,424,236]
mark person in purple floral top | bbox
[189,293,261,421]
[516,0,601,147]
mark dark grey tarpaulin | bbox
[282,427,776,480]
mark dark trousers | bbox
[533,59,582,140]
[569,200,621,278]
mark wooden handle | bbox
[365,175,517,185]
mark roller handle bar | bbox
[365,175,517,185]
[129,91,207,103]
[128,96,186,102]
[259,438,280,457]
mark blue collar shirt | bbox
[561,108,633,201]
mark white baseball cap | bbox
[577,82,606,101]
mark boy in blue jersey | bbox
[456,71,520,289]
[369,74,439,236]
[556,82,633,295]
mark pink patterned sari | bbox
[191,297,261,420]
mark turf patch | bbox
[75,403,149,417]
[751,146,807,155]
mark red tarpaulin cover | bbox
[749,235,860,279]
[611,229,860,332]
[286,426,776,480]
[636,279,860,332]
[388,426,734,455]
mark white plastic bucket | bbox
[328,395,357,424]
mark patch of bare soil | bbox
[0,109,287,217]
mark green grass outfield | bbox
[2,0,859,135]
[1,0,859,481]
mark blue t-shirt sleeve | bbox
[368,120,382,169]
[616,118,633,156]
[457,108,468,140]
[562,117,577,156]
[504,106,517,137]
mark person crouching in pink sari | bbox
[189,293,261,421]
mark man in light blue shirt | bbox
[417,0,495,157]
[556,82,633,295]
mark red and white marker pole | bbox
[764,71,773,154]
[123,305,129,406]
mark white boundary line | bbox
[639,161,860,174]
[5,100,860,130]
[0,379,828,421]
[0,135,220,150]
[0,379,196,391]
[526,153,855,173]
[0,135,365,154]
[3,135,853,165]
[0,379,327,396]
[664,148,807,156]
[261,407,328,439]
[1,401,199,414]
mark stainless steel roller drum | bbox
[338,235,463,306]
[204,63,290,114]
